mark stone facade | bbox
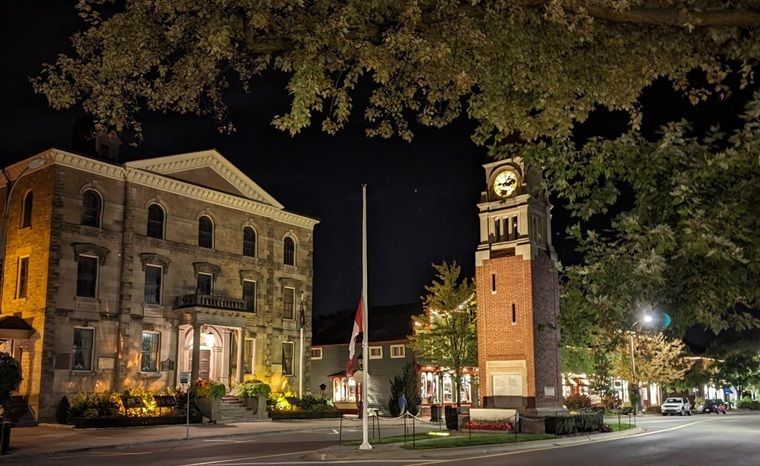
[474,159,564,414]
[0,149,318,420]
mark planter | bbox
[195,398,222,423]
[240,396,270,419]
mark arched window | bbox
[243,226,256,257]
[283,236,295,266]
[147,204,165,239]
[21,191,33,228]
[198,215,213,249]
[81,189,101,227]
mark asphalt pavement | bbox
[4,413,759,466]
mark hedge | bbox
[544,412,604,435]
[736,399,760,410]
[72,415,202,428]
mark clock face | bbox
[493,170,518,198]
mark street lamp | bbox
[629,314,654,414]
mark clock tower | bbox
[475,158,564,415]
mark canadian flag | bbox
[346,298,363,377]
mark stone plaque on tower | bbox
[474,157,566,416]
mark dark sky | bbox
[1,1,754,321]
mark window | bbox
[144,265,162,304]
[21,191,33,228]
[16,256,29,299]
[369,346,383,359]
[140,331,160,372]
[283,286,295,319]
[242,280,256,311]
[283,236,295,266]
[512,303,517,324]
[243,227,256,257]
[282,341,294,375]
[72,327,94,371]
[333,376,358,402]
[390,344,406,359]
[196,273,212,295]
[81,189,101,227]
[491,273,496,293]
[198,215,213,248]
[147,204,164,239]
[76,255,98,298]
[310,347,323,360]
[244,337,255,374]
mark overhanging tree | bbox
[409,261,476,408]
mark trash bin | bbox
[1,421,11,455]
[430,404,440,422]
[444,406,459,430]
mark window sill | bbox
[138,372,162,379]
[74,296,100,303]
[70,370,96,376]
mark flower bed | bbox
[464,419,513,431]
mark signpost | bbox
[181,372,190,439]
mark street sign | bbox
[723,386,732,395]
[180,372,190,384]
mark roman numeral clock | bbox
[474,158,566,416]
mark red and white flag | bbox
[346,297,363,377]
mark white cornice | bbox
[1,148,318,230]
[124,149,284,209]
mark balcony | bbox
[174,293,252,312]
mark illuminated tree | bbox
[409,261,476,408]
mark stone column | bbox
[221,328,231,388]
[236,328,244,384]
[191,323,201,382]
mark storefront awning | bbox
[0,315,34,339]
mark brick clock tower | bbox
[475,158,565,415]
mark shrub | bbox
[236,380,271,398]
[294,394,333,412]
[55,396,70,424]
[736,399,760,410]
[564,393,592,411]
[645,405,661,414]
[69,393,121,419]
[545,412,604,435]
[191,378,226,399]
[0,352,22,410]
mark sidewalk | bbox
[6,418,342,459]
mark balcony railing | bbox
[174,293,252,312]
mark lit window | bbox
[76,255,98,298]
[282,341,294,375]
[369,346,383,359]
[144,265,162,304]
[140,331,160,372]
[196,273,212,295]
[198,216,213,248]
[283,237,295,266]
[16,256,29,299]
[243,227,256,257]
[283,287,295,319]
[242,280,256,311]
[390,344,406,359]
[310,348,323,360]
[147,204,164,239]
[21,191,33,228]
[81,189,101,227]
[72,327,94,371]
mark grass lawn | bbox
[400,432,556,449]
[607,423,635,432]
[343,432,439,446]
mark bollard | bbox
[412,413,416,449]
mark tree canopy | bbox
[32,1,760,337]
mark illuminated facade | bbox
[0,148,317,420]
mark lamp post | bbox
[629,314,653,414]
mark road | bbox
[6,413,759,466]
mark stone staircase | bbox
[218,395,261,424]
[5,395,38,427]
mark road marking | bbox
[206,461,412,465]
[45,451,154,459]
[179,449,324,466]
[404,419,709,466]
[202,439,257,444]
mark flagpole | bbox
[359,184,372,450]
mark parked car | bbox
[661,397,692,416]
[701,399,727,414]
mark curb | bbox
[303,426,646,461]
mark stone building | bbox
[0,148,318,420]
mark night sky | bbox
[1,1,754,320]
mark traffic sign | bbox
[180,372,190,384]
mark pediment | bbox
[125,150,283,208]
